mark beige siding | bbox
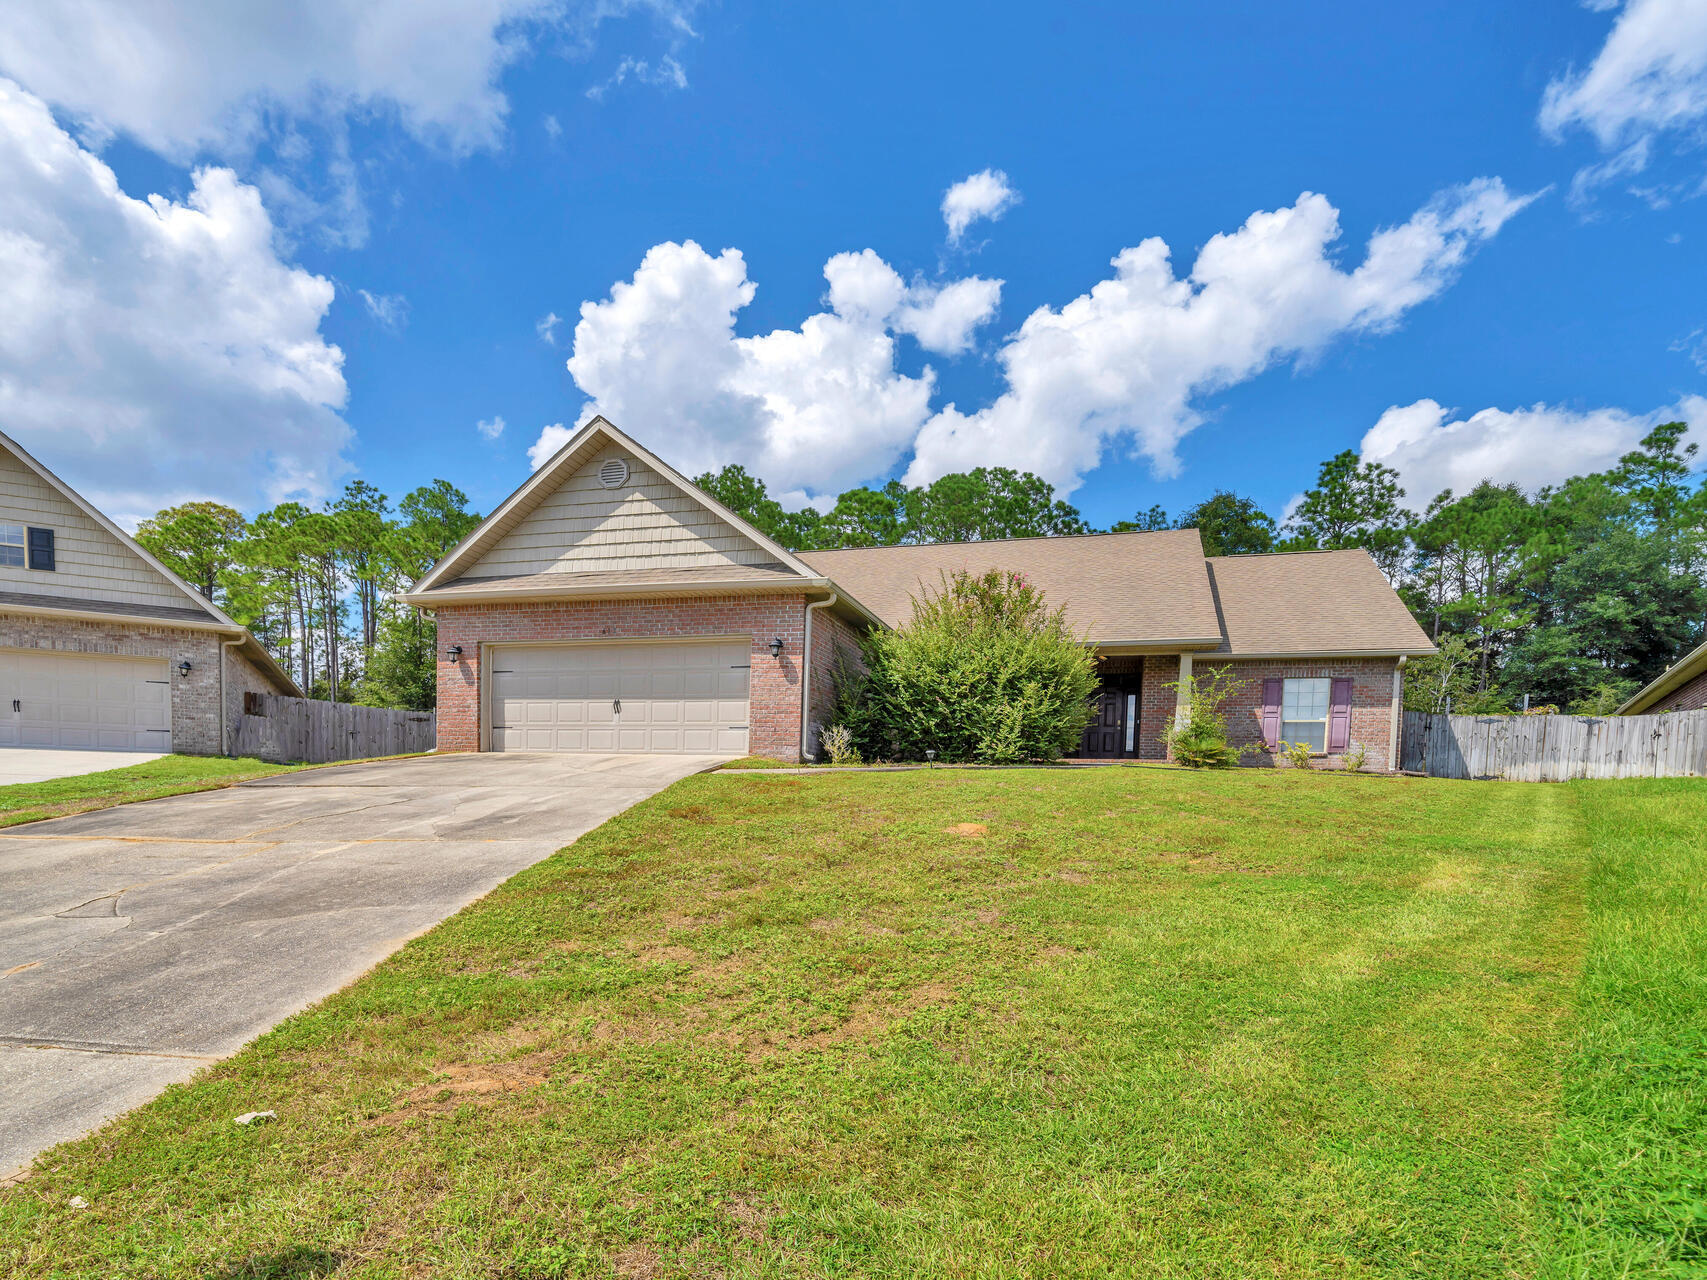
[0,447,194,609]
[471,445,779,576]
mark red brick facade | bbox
[805,605,867,759]
[433,594,816,760]
[1646,666,1707,713]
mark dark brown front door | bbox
[1080,686,1128,758]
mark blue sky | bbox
[1,0,1704,531]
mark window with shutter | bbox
[0,524,22,567]
[26,526,55,572]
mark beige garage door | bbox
[0,650,173,751]
[489,639,750,754]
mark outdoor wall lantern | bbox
[176,660,193,678]
[768,637,784,658]
[445,644,464,662]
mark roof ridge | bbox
[803,526,1201,555]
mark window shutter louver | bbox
[1260,678,1282,748]
[26,526,54,571]
[1328,677,1353,752]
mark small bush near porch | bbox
[840,567,1097,762]
[5,769,1703,1277]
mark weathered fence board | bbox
[1399,707,1707,780]
[230,694,435,764]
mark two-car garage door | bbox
[0,650,173,751]
[489,639,750,755]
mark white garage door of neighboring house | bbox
[0,650,173,751]
[489,639,750,755]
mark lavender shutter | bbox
[1328,677,1353,752]
[1260,679,1282,748]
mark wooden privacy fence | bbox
[1399,707,1707,781]
[230,693,436,764]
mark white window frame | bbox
[1281,677,1332,754]
[0,523,22,568]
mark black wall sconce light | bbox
[768,636,784,658]
[445,644,464,662]
[176,660,193,678]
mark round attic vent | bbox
[598,458,630,489]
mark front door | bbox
[1080,686,1129,758]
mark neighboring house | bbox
[0,430,299,755]
[401,417,1434,768]
[1616,639,1707,715]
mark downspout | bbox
[220,635,245,757]
[1388,655,1407,772]
[800,593,838,762]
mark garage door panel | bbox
[0,651,171,752]
[490,641,751,755]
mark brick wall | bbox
[433,594,813,759]
[222,646,281,756]
[0,614,223,754]
[805,607,868,759]
[1137,655,1180,760]
[1648,666,1707,712]
[1142,656,1401,771]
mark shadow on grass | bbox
[211,1246,342,1278]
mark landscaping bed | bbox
[3,768,1701,1277]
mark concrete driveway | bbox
[0,749,167,786]
[0,751,726,1177]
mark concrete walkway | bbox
[0,751,725,1178]
[0,749,167,786]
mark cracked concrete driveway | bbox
[0,751,727,1177]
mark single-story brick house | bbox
[1617,638,1707,715]
[0,429,298,755]
[401,417,1435,768]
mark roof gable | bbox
[0,430,229,621]
[1205,550,1435,657]
[414,417,818,592]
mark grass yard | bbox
[0,753,305,828]
[2,767,1702,1278]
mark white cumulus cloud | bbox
[906,179,1538,491]
[0,77,350,520]
[536,311,563,343]
[1541,0,1707,203]
[359,289,408,330]
[942,169,1018,245]
[1359,395,1707,508]
[529,422,572,469]
[477,415,507,441]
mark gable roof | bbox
[1617,636,1707,714]
[409,417,824,598]
[799,528,1225,649]
[0,428,301,695]
[1204,549,1435,657]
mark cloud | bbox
[586,53,689,101]
[1541,0,1707,203]
[477,415,507,441]
[821,249,1002,356]
[942,169,1018,245]
[1359,395,1707,508]
[543,113,563,140]
[907,179,1537,491]
[1672,327,1707,371]
[529,422,572,469]
[359,289,408,330]
[0,78,350,519]
[536,311,563,343]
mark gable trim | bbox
[411,417,820,593]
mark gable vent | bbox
[599,458,630,489]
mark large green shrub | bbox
[1164,666,1255,769]
[841,569,1097,763]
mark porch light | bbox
[768,637,784,658]
[445,644,464,662]
[176,660,193,678]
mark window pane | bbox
[1282,720,1327,752]
[1282,677,1330,719]
[0,524,21,567]
[1125,693,1136,753]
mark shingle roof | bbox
[1205,550,1435,656]
[799,528,1224,646]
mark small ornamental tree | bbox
[842,569,1097,763]
[1164,666,1255,768]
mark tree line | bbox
[126,423,1701,718]
[699,422,1706,716]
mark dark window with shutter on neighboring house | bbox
[26,526,55,571]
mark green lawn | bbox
[3,768,1702,1278]
[0,754,304,828]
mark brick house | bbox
[0,429,298,756]
[402,417,1435,769]
[1617,638,1707,715]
